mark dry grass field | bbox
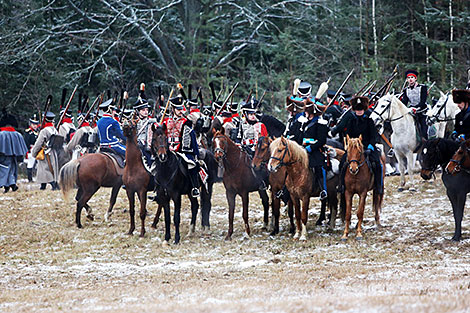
[1,174,470,312]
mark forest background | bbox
[1,0,469,126]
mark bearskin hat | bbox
[350,96,369,111]
[452,89,470,104]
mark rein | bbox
[430,94,455,123]
[373,98,411,123]
[269,140,299,170]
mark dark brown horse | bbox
[59,153,122,228]
[267,137,341,240]
[342,135,385,241]
[121,115,151,237]
[212,130,269,240]
[252,136,295,235]
[446,139,470,175]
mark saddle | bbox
[175,153,209,190]
[99,147,125,175]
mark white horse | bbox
[426,91,459,138]
[370,94,420,191]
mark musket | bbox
[427,81,436,96]
[354,79,372,96]
[153,86,162,118]
[245,89,253,104]
[56,84,78,131]
[467,68,470,89]
[255,90,267,111]
[370,71,399,103]
[78,93,82,114]
[78,93,101,128]
[322,68,355,113]
[214,82,240,117]
[361,80,377,97]
[160,88,175,124]
[40,95,53,129]
[91,92,105,127]
[384,65,399,95]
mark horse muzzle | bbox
[348,165,359,175]
[420,169,433,180]
[158,153,167,163]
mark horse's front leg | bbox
[137,189,147,238]
[126,190,136,235]
[225,190,236,241]
[356,192,367,240]
[397,154,407,190]
[293,197,302,240]
[258,189,269,231]
[152,204,163,229]
[173,195,181,244]
[405,151,416,190]
[270,190,280,236]
[188,195,199,237]
[448,191,466,241]
[300,196,310,241]
[241,191,250,237]
[341,191,353,241]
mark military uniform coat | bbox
[31,125,60,183]
[0,127,28,187]
[455,107,470,139]
[343,113,379,148]
[301,117,328,168]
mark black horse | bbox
[419,138,470,241]
[150,124,216,244]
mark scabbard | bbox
[45,153,54,177]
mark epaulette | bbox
[25,128,31,133]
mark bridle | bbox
[448,145,470,174]
[420,140,441,175]
[372,98,410,124]
[269,139,297,171]
[347,143,366,175]
[253,137,269,168]
[213,135,227,160]
[428,94,455,123]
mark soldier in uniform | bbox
[323,90,344,127]
[301,100,329,200]
[338,96,383,195]
[58,109,76,144]
[401,69,428,139]
[451,89,470,141]
[23,114,40,182]
[134,83,155,167]
[240,99,268,155]
[0,110,28,192]
[284,81,310,145]
[163,96,187,152]
[31,112,60,190]
[96,99,126,157]
[66,112,98,158]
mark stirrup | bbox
[191,188,200,197]
[387,149,395,158]
[275,189,284,199]
[319,190,328,200]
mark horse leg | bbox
[339,192,346,225]
[397,153,407,190]
[293,197,302,240]
[258,190,269,231]
[405,151,416,190]
[83,204,94,221]
[173,195,181,244]
[225,190,236,241]
[270,190,280,236]
[105,185,121,222]
[341,191,353,241]
[328,190,338,229]
[287,200,295,235]
[152,204,163,229]
[372,191,382,228]
[163,202,171,243]
[300,196,310,241]
[137,188,147,238]
[200,184,212,232]
[241,192,250,237]
[76,185,98,228]
[188,195,199,236]
[356,192,367,240]
[126,190,136,235]
[316,199,326,226]
[447,190,466,241]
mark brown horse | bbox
[342,135,385,241]
[59,153,122,229]
[446,139,470,175]
[212,130,269,240]
[267,137,341,240]
[252,136,295,235]
[121,115,151,237]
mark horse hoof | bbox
[162,240,169,247]
[409,187,417,192]
[77,224,83,229]
[293,232,300,240]
[397,187,405,192]
[86,214,94,221]
[315,220,323,226]
[225,235,232,241]
[269,229,279,236]
[151,224,157,229]
[299,235,307,241]
[127,231,133,236]
[451,236,461,242]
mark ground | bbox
[1,175,470,312]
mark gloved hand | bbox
[450,131,458,141]
[305,145,312,153]
[327,131,333,138]
[367,144,375,151]
[364,149,372,157]
[458,134,466,142]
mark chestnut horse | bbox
[252,136,295,235]
[342,135,385,241]
[267,137,341,240]
[59,153,122,228]
[121,115,151,237]
[446,139,470,175]
[212,130,269,240]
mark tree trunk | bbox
[449,0,454,87]
[372,0,378,72]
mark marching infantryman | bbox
[451,89,470,141]
[163,96,187,152]
[58,109,76,144]
[339,96,383,194]
[96,99,126,157]
[66,113,98,158]
[23,114,40,182]
[301,100,329,200]
[31,111,60,190]
[0,110,28,192]
[401,69,429,140]
[134,83,155,167]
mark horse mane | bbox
[347,137,364,154]
[390,94,409,115]
[271,137,309,168]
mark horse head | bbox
[212,130,227,162]
[151,123,168,162]
[446,140,470,175]
[426,91,458,126]
[268,136,289,173]
[419,139,440,180]
[346,134,364,176]
[252,136,271,170]
[121,111,137,138]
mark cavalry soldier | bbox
[23,114,40,182]
[134,83,155,167]
[451,89,470,141]
[301,101,328,200]
[401,69,428,139]
[323,90,343,127]
[186,85,202,125]
[240,99,268,155]
[58,109,76,144]
[0,110,27,192]
[96,99,126,157]
[31,112,60,190]
[66,112,98,158]
[284,80,309,145]
[163,96,187,152]
[339,96,383,195]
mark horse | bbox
[419,138,470,241]
[212,130,269,240]
[252,136,295,235]
[426,92,459,139]
[446,139,470,175]
[121,115,151,237]
[267,137,341,240]
[370,94,420,191]
[58,152,123,229]
[150,124,214,244]
[341,135,385,241]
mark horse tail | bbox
[59,159,80,202]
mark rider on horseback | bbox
[96,99,126,158]
[301,98,329,200]
[339,96,383,194]
[163,95,201,197]
[451,89,470,141]
[401,69,429,140]
[284,80,311,145]
[134,83,155,167]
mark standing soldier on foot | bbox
[23,114,40,182]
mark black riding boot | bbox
[314,166,327,200]
[188,167,200,197]
[51,181,59,191]
[27,168,33,182]
[40,183,47,190]
[374,162,384,195]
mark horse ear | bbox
[440,91,445,97]
[359,134,363,142]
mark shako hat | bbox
[297,81,312,97]
[29,114,39,124]
[405,69,418,78]
[134,83,151,110]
